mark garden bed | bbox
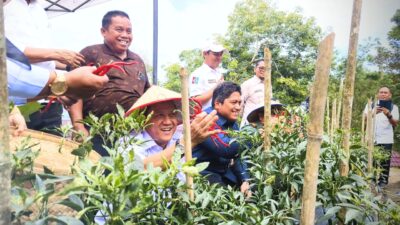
[386,167,400,203]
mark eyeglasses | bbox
[257,66,266,70]
[209,51,223,57]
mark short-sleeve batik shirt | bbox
[80,44,150,118]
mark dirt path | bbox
[385,167,400,203]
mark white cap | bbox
[202,42,227,53]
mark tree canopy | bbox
[163,0,323,104]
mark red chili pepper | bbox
[93,61,138,76]
[41,61,138,113]
[40,97,58,113]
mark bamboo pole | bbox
[331,98,337,141]
[361,112,366,146]
[179,68,194,201]
[0,1,11,224]
[366,99,373,173]
[372,95,377,144]
[336,78,344,129]
[263,48,272,152]
[340,0,363,177]
[300,33,335,225]
[326,97,330,136]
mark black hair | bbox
[102,10,130,29]
[254,59,264,68]
[212,82,241,108]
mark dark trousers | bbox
[26,102,63,136]
[92,134,111,157]
[201,170,237,187]
[377,143,392,185]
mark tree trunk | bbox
[263,48,272,152]
[0,1,11,224]
[340,0,363,177]
[339,1,363,223]
[300,33,335,225]
[179,68,194,201]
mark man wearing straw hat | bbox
[192,82,251,197]
[189,41,226,109]
[246,99,286,127]
[123,86,219,169]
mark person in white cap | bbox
[189,42,227,109]
[122,86,219,170]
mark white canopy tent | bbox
[40,0,112,18]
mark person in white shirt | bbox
[4,0,85,136]
[364,86,399,186]
[189,42,226,109]
[7,57,109,136]
[240,59,271,127]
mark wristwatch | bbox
[50,71,68,96]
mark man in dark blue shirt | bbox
[193,82,251,197]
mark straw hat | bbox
[10,129,101,175]
[125,85,182,117]
[247,100,285,123]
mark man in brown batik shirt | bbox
[69,10,150,156]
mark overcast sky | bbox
[47,0,400,82]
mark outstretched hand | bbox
[190,110,219,147]
[56,49,85,69]
[9,106,27,137]
[64,66,109,100]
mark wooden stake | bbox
[179,68,194,201]
[263,48,272,152]
[366,99,373,173]
[331,98,337,142]
[361,112,366,146]
[326,97,330,136]
[0,1,12,224]
[300,33,335,225]
[340,0,363,177]
[336,78,344,129]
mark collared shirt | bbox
[130,130,182,165]
[364,102,399,144]
[240,75,266,127]
[189,63,223,109]
[80,44,150,118]
[120,129,184,182]
[7,58,49,99]
[192,107,250,184]
[4,0,55,71]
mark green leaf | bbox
[345,208,362,224]
[34,175,45,193]
[18,102,42,121]
[71,147,87,157]
[316,206,341,223]
[51,216,84,225]
[43,166,54,175]
[58,195,84,211]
